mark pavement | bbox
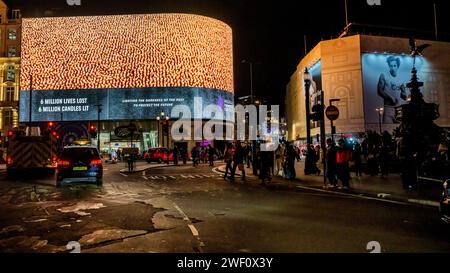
[214,160,444,208]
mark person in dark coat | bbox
[191,145,199,167]
[284,142,300,180]
[336,139,351,189]
[230,141,246,182]
[353,143,363,177]
[208,144,217,166]
[172,145,179,166]
[325,138,338,187]
[259,150,273,184]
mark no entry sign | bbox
[325,106,340,121]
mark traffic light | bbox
[89,124,97,139]
[310,104,324,122]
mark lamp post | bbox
[303,68,314,175]
[376,107,384,134]
[156,112,170,148]
[304,68,312,146]
[242,59,261,176]
[95,104,102,152]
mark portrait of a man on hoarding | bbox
[377,56,409,123]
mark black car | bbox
[440,179,450,224]
[56,146,103,187]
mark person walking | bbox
[325,138,338,187]
[284,142,300,180]
[259,150,272,185]
[352,143,363,177]
[336,139,351,189]
[180,147,187,165]
[305,144,320,175]
[379,145,389,178]
[275,144,285,176]
[127,154,134,172]
[173,145,179,166]
[208,144,217,166]
[223,143,234,180]
[191,145,199,167]
[230,141,246,182]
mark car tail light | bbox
[90,159,103,166]
[7,156,13,165]
[57,160,70,168]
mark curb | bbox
[213,165,440,208]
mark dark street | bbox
[0,162,448,253]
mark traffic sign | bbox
[325,106,340,121]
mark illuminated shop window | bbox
[8,29,17,40]
[7,46,16,57]
[5,86,14,102]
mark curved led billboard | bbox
[19,13,234,122]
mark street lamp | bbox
[242,59,261,176]
[303,68,312,145]
[95,104,102,152]
[303,67,316,176]
[157,112,170,148]
[375,107,384,134]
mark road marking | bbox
[169,176,177,179]
[296,185,410,206]
[173,204,190,221]
[173,202,205,252]
[142,176,148,180]
[120,173,128,177]
[407,199,440,207]
[103,168,109,171]
[188,224,199,236]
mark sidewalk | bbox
[215,160,443,208]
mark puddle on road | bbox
[0,201,165,252]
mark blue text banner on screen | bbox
[19,87,234,122]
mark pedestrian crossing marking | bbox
[144,173,221,180]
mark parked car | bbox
[440,179,450,224]
[144,148,173,163]
[56,146,103,187]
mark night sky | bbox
[5,0,450,114]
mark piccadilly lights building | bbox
[286,34,450,143]
[19,13,234,154]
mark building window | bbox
[6,65,15,81]
[7,47,16,57]
[3,110,13,128]
[8,29,17,40]
[0,14,2,24]
[5,87,14,102]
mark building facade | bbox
[0,0,21,151]
[286,34,450,142]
